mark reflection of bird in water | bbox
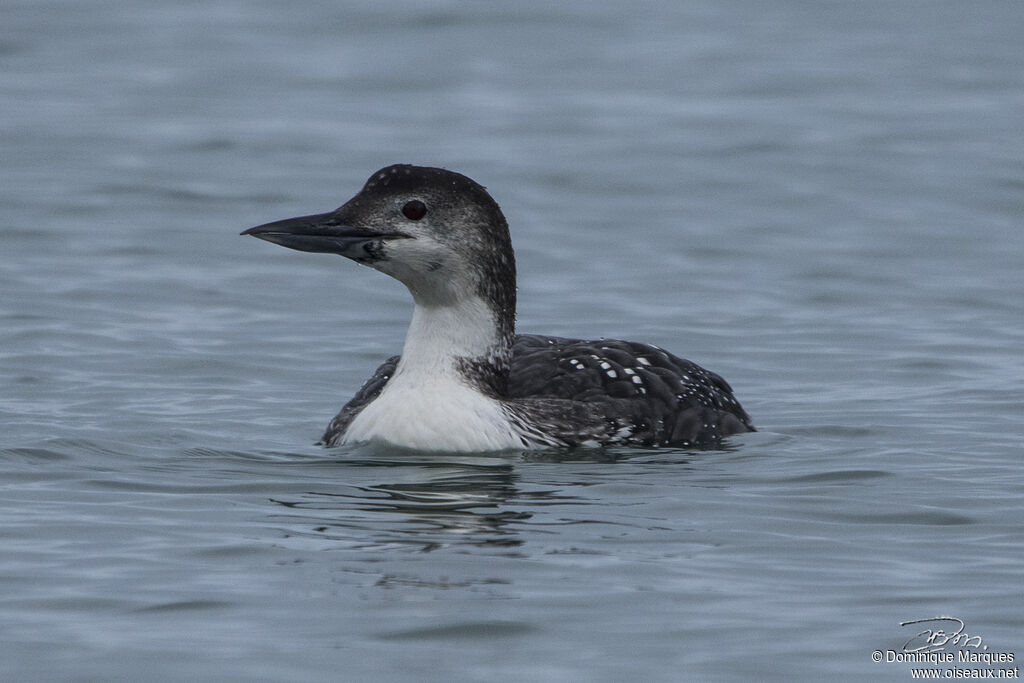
[244,165,753,452]
[269,457,533,551]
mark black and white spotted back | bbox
[322,334,753,448]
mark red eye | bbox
[402,200,427,220]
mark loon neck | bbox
[398,295,512,396]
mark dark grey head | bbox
[243,165,516,335]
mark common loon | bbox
[243,164,754,452]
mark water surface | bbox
[2,1,1023,680]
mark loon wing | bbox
[508,334,753,447]
[320,354,400,446]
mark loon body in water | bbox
[243,165,753,451]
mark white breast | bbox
[338,296,540,451]
[340,374,528,451]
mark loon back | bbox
[321,334,752,449]
[243,164,754,452]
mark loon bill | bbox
[243,164,754,452]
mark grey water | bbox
[2,1,1023,681]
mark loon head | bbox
[243,165,516,319]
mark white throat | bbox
[399,295,503,371]
[340,296,526,451]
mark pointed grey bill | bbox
[241,212,410,257]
